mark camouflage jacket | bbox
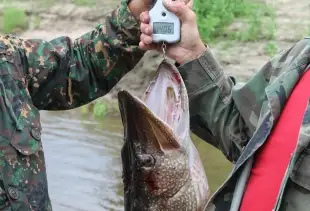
[0,0,145,210]
[178,38,310,211]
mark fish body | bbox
[118,60,210,211]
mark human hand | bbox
[139,0,206,65]
[128,0,153,19]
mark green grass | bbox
[195,0,276,43]
[0,0,93,34]
[73,0,93,6]
[2,7,28,34]
[81,99,120,120]
[34,15,41,28]
[264,41,278,57]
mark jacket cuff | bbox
[178,47,225,94]
[116,0,141,43]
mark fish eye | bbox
[136,154,155,167]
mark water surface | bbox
[40,109,232,211]
[41,110,124,211]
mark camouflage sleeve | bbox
[178,47,278,162]
[20,0,145,110]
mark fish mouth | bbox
[118,89,181,152]
[118,60,188,152]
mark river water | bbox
[40,110,124,211]
[39,108,232,211]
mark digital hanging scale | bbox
[149,0,181,44]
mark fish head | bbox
[118,61,209,211]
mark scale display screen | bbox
[153,22,174,35]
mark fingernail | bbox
[140,13,145,22]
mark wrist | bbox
[127,0,146,20]
[177,42,207,65]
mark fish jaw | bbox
[142,61,190,146]
[118,89,182,154]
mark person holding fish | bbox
[138,0,310,211]
[0,0,309,209]
[0,0,202,210]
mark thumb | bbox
[163,0,195,22]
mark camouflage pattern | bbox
[0,0,145,210]
[178,38,310,211]
[118,60,210,211]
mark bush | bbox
[3,7,28,34]
[194,0,275,43]
[73,0,93,6]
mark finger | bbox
[186,0,193,9]
[163,0,195,22]
[139,42,159,51]
[140,11,150,24]
[180,0,190,4]
[139,41,148,50]
[140,23,152,36]
[140,34,153,45]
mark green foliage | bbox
[83,100,120,119]
[264,41,278,57]
[73,0,93,6]
[2,7,28,34]
[93,101,108,117]
[34,16,41,28]
[195,0,275,43]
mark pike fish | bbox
[118,60,210,211]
